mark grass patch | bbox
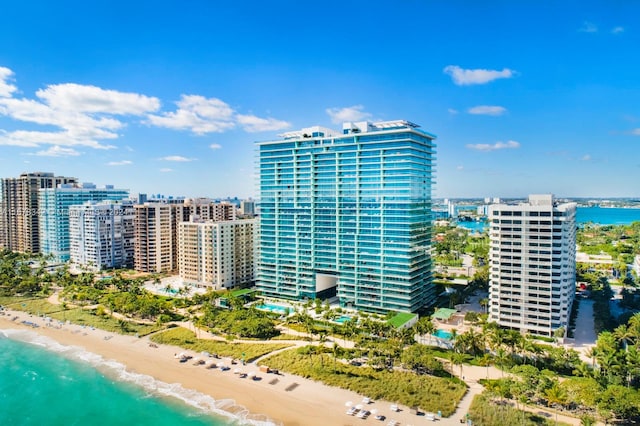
[260,346,467,417]
[150,327,292,361]
[48,308,165,336]
[468,392,570,426]
[0,295,45,306]
[4,298,65,315]
[231,288,256,297]
[269,333,310,341]
[387,312,417,328]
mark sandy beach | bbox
[0,308,447,426]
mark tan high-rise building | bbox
[0,172,77,253]
[183,198,236,222]
[178,218,256,290]
[132,199,237,274]
[134,203,176,273]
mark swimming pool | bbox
[255,303,290,315]
[334,315,353,324]
[432,329,453,340]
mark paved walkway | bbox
[571,299,597,364]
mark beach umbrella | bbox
[233,368,241,374]
[355,404,364,410]
[370,409,378,415]
[248,372,256,378]
[217,362,224,368]
[345,401,353,407]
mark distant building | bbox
[257,120,437,313]
[177,218,256,289]
[488,194,576,337]
[0,172,77,253]
[240,199,256,217]
[183,198,236,221]
[69,200,134,271]
[39,183,129,262]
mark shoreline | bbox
[0,309,438,426]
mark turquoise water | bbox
[577,206,640,225]
[455,206,640,233]
[0,330,274,426]
[432,329,453,340]
[255,304,289,315]
[333,315,353,324]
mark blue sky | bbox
[0,1,638,199]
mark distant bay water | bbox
[0,330,272,426]
[455,206,640,233]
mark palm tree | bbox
[479,298,488,314]
[495,348,510,377]
[479,353,493,379]
[544,383,567,426]
[451,352,465,379]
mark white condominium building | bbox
[69,200,134,271]
[488,194,576,337]
[178,218,256,290]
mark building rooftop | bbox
[269,120,432,142]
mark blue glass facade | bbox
[257,121,437,313]
[39,185,129,262]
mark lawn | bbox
[48,308,165,336]
[260,347,467,417]
[387,312,417,328]
[150,327,292,361]
[468,393,571,426]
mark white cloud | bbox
[236,114,291,132]
[147,95,235,134]
[579,21,598,33]
[0,129,114,149]
[36,83,160,114]
[456,165,464,170]
[107,160,133,166]
[0,67,159,151]
[467,105,507,116]
[466,140,520,151]
[631,128,640,135]
[209,143,222,150]
[148,96,290,134]
[447,108,459,115]
[159,168,173,173]
[325,105,372,124]
[32,146,81,157]
[612,26,625,34]
[0,67,17,97]
[581,154,592,161]
[443,65,515,86]
[159,155,195,162]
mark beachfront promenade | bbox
[1,304,593,426]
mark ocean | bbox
[0,329,273,426]
[456,206,640,233]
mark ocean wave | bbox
[1,328,280,426]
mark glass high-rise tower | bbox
[257,120,437,313]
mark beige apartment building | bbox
[133,199,237,273]
[0,172,77,253]
[134,203,175,273]
[178,218,256,290]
